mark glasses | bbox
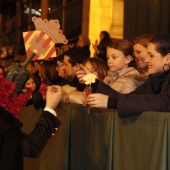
[57,63,64,67]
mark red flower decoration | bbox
[39,82,48,99]
[0,75,32,117]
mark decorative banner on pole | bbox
[23,30,56,60]
[23,16,68,67]
[0,17,69,116]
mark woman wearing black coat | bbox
[0,85,63,170]
[76,34,170,116]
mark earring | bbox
[163,63,170,72]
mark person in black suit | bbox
[0,85,63,170]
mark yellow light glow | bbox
[88,0,124,57]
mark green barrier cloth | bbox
[18,104,169,170]
[70,105,115,170]
[113,111,168,170]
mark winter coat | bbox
[104,67,147,94]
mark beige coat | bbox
[104,67,147,94]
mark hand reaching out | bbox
[92,40,100,56]
[84,93,109,108]
[75,64,91,84]
[45,85,63,110]
[92,39,98,51]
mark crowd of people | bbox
[1,30,170,169]
[1,31,170,115]
[1,31,170,114]
[76,33,170,116]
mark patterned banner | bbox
[23,30,56,60]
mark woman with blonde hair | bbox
[132,34,154,74]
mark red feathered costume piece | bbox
[0,74,32,117]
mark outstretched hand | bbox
[75,64,91,84]
[45,85,63,110]
[84,93,109,108]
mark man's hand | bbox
[75,64,91,83]
[45,85,63,110]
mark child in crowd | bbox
[25,75,38,91]
[25,75,45,109]
[103,38,146,94]
[83,57,108,81]
[69,57,109,104]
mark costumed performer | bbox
[0,85,63,170]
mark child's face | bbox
[106,47,131,72]
[25,77,36,90]
[84,61,99,78]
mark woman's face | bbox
[146,43,170,75]
[106,47,131,72]
[25,77,36,90]
[133,43,148,69]
[84,61,99,78]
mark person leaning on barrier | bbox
[0,85,63,170]
[76,34,170,116]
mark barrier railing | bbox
[18,103,169,170]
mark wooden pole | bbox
[41,0,49,19]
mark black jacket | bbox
[0,106,61,170]
[92,69,170,116]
